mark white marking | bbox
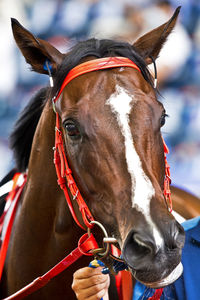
[106,85,163,247]
[0,180,13,197]
[172,210,185,223]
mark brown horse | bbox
[171,186,200,220]
[0,8,185,299]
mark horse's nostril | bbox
[167,221,185,251]
[133,233,153,255]
[123,230,154,269]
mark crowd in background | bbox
[0,0,200,195]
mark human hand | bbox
[72,266,110,300]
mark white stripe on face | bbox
[106,85,163,247]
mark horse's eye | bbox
[64,121,81,139]
[160,113,168,127]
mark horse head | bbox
[11,7,184,290]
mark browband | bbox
[53,57,141,103]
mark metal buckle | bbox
[87,221,111,258]
[87,221,128,273]
[52,97,57,113]
[73,190,79,201]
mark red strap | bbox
[54,113,95,230]
[3,233,98,300]
[148,288,163,300]
[111,245,123,300]
[0,174,27,280]
[121,271,133,300]
[54,57,141,103]
[162,138,169,154]
[162,138,172,213]
[110,245,133,300]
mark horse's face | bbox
[56,65,184,285]
[12,7,184,287]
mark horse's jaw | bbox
[133,261,183,288]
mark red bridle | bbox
[53,57,142,230]
[53,56,172,231]
[53,57,141,103]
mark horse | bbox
[171,186,200,220]
[0,8,186,299]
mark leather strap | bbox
[53,57,141,103]
[162,137,172,212]
[54,113,95,230]
[3,233,98,300]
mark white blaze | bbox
[106,85,163,247]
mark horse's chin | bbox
[132,262,183,289]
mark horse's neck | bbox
[27,102,57,197]
[28,102,56,187]
[5,103,90,299]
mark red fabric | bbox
[110,245,133,300]
[53,57,141,103]
[0,173,21,234]
[121,271,133,300]
[0,174,27,281]
[148,288,164,300]
[111,245,123,300]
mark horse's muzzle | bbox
[138,262,183,288]
[122,221,185,287]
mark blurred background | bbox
[0,0,200,196]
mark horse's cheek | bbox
[91,198,113,221]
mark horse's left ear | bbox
[133,7,181,64]
[11,18,64,74]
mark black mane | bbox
[11,38,153,172]
[10,88,48,171]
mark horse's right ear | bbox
[11,18,64,75]
[133,7,181,65]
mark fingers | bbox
[72,267,110,300]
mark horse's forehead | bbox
[59,67,159,120]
